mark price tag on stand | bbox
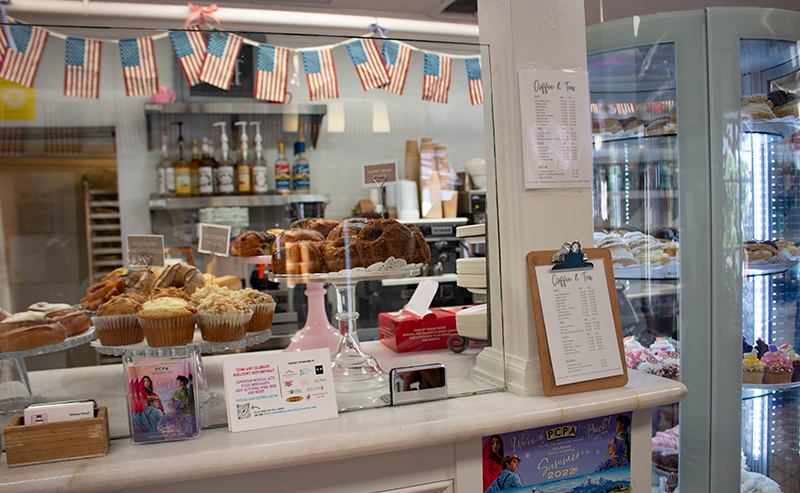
[361,160,397,188]
[197,223,231,257]
[126,235,165,268]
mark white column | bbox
[476,0,593,396]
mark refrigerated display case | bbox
[590,7,800,493]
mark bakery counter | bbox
[0,364,686,492]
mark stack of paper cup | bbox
[420,141,443,219]
[397,179,420,220]
[404,140,421,185]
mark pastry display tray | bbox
[0,328,96,360]
[91,329,272,358]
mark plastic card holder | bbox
[124,354,201,444]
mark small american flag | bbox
[169,27,206,87]
[381,40,411,95]
[64,37,101,99]
[465,57,483,105]
[254,44,289,103]
[0,25,49,88]
[346,39,388,91]
[119,37,158,96]
[199,32,243,90]
[422,53,451,104]
[302,49,338,101]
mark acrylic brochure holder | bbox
[526,242,627,396]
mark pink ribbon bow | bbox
[184,3,221,29]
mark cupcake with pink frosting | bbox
[623,336,646,369]
[761,345,792,384]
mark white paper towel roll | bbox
[397,180,419,219]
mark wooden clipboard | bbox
[526,247,627,396]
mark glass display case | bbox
[0,22,501,430]
[591,7,800,492]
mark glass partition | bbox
[0,24,502,433]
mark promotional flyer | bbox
[482,413,632,493]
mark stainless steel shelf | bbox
[144,102,327,116]
[148,193,330,210]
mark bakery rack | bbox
[83,181,123,282]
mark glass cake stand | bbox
[0,328,96,416]
[271,260,421,392]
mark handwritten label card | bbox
[222,348,338,432]
[362,160,397,188]
[126,235,165,267]
[197,223,231,256]
[534,258,623,386]
[519,68,591,189]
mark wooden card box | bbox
[3,406,109,467]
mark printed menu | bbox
[534,258,624,386]
[519,68,592,189]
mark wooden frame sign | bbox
[526,247,627,396]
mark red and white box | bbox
[379,306,468,353]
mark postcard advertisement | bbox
[125,355,200,444]
[222,348,338,432]
[482,412,632,493]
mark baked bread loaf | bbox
[0,324,68,353]
[744,241,778,261]
[290,218,339,238]
[231,230,276,257]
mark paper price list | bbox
[535,259,623,385]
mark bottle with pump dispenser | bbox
[292,124,310,192]
[172,122,191,197]
[198,137,216,196]
[250,121,269,195]
[214,122,236,195]
[275,139,291,194]
[157,134,174,197]
[234,121,252,195]
[189,139,201,196]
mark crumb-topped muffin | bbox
[137,297,197,347]
[234,289,276,333]
[93,293,148,346]
[196,294,251,342]
[190,284,233,305]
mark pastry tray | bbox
[0,328,96,360]
[90,329,272,358]
[269,258,422,284]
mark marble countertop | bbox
[1,360,685,492]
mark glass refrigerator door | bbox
[587,11,712,492]
[708,7,800,493]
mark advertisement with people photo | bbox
[125,355,200,444]
[482,413,632,493]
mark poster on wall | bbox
[0,79,35,121]
[482,412,632,492]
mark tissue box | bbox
[379,306,466,352]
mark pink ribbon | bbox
[184,3,221,29]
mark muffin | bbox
[137,297,197,347]
[195,293,251,343]
[742,350,765,384]
[234,288,276,332]
[92,293,147,346]
[152,287,191,302]
[190,284,234,305]
[761,345,792,384]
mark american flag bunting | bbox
[199,31,243,90]
[302,49,338,101]
[119,37,158,96]
[169,27,206,87]
[381,40,411,96]
[254,44,289,103]
[0,25,49,88]
[422,53,451,104]
[465,57,483,105]
[64,37,101,99]
[346,39,388,91]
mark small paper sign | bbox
[362,160,397,188]
[197,223,231,256]
[127,235,165,268]
[222,348,338,433]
